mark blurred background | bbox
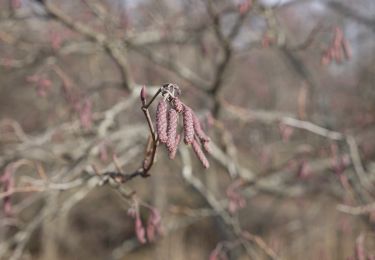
[0,0,374,259]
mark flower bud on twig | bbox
[156,100,168,143]
[140,85,147,103]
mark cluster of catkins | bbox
[321,27,351,65]
[155,84,210,168]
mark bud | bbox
[192,139,209,168]
[167,108,178,150]
[156,100,168,143]
[142,156,151,170]
[140,86,147,103]
[226,180,246,214]
[182,106,194,145]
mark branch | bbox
[179,145,279,259]
[337,202,375,215]
[42,0,133,90]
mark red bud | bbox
[140,86,147,103]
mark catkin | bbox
[192,138,209,168]
[203,140,211,153]
[192,113,210,142]
[168,134,181,159]
[167,108,179,151]
[182,105,194,145]
[171,97,184,113]
[156,100,168,143]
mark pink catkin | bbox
[169,134,180,159]
[167,108,179,152]
[192,113,210,142]
[171,97,184,113]
[182,106,194,145]
[146,208,162,242]
[203,140,211,153]
[135,215,147,244]
[146,220,156,242]
[321,27,351,65]
[156,100,168,143]
[192,139,209,168]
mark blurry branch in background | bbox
[42,0,134,91]
[327,1,375,32]
[179,145,279,259]
[128,43,211,90]
[0,75,146,258]
[278,47,316,119]
[206,0,252,116]
[0,80,216,259]
[287,22,323,51]
[39,0,212,93]
[221,99,375,216]
[337,202,375,215]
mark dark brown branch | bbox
[205,1,250,117]
[101,86,164,182]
